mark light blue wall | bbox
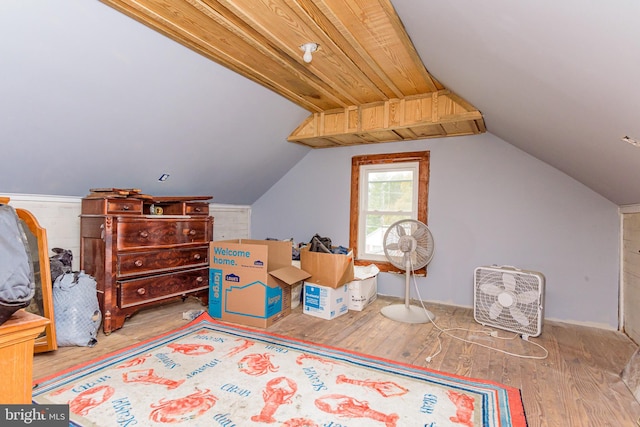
[252,133,620,328]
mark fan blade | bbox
[396,223,406,237]
[412,226,427,240]
[510,306,530,326]
[480,283,502,296]
[502,272,517,292]
[385,243,399,251]
[517,290,539,304]
[489,301,503,319]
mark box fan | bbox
[473,265,545,337]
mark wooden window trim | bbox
[349,151,430,274]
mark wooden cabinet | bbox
[80,197,213,334]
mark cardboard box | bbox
[209,239,310,328]
[300,246,355,288]
[303,282,349,320]
[348,265,379,311]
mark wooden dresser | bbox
[80,196,213,334]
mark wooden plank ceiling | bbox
[101,0,486,147]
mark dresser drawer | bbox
[116,218,210,249]
[107,199,143,214]
[118,268,208,308]
[82,198,143,215]
[185,202,209,215]
[117,246,208,278]
[157,202,209,216]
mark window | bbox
[349,151,429,273]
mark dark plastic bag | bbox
[309,234,332,253]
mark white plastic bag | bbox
[53,271,101,347]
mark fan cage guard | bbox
[383,219,434,270]
[473,266,545,337]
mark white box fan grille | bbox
[473,265,545,337]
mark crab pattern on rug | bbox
[33,313,526,427]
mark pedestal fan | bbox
[381,219,435,323]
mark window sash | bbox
[358,162,419,261]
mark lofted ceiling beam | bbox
[288,91,486,148]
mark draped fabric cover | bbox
[0,204,35,325]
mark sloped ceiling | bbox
[2,1,640,205]
[0,0,310,204]
[98,0,485,148]
[391,0,640,206]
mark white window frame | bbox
[357,162,420,262]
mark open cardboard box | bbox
[299,245,355,288]
[209,239,310,328]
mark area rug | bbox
[32,313,527,426]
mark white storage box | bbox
[348,265,379,311]
[291,283,302,308]
[291,260,303,308]
[303,282,349,320]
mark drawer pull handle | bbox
[139,231,149,238]
[134,260,143,267]
[193,254,201,260]
[137,288,146,295]
[123,205,130,210]
[189,229,197,236]
[194,207,202,212]
[196,276,204,283]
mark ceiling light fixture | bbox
[622,136,640,147]
[300,42,318,63]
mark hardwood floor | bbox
[33,296,640,426]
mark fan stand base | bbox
[381,304,435,324]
